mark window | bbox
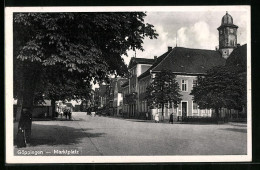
[192,79,197,87]
[181,80,187,91]
[193,102,198,115]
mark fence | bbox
[178,116,227,123]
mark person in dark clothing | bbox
[169,113,174,124]
[63,108,68,119]
[17,107,32,147]
[68,109,72,120]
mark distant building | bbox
[113,78,128,116]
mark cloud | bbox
[122,11,247,66]
[176,21,218,50]
[123,24,176,65]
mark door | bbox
[182,102,187,117]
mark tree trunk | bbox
[16,97,23,122]
[20,62,42,118]
[22,72,37,109]
[15,61,24,121]
[51,99,56,118]
[161,103,164,120]
[215,108,219,119]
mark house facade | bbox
[122,57,154,118]
[111,77,128,116]
[121,12,245,120]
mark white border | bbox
[5,6,251,163]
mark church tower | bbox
[217,11,238,59]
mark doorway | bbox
[182,102,187,117]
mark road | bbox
[14,112,247,156]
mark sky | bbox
[122,10,248,66]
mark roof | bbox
[139,47,226,79]
[226,44,247,71]
[218,12,238,30]
[37,100,51,106]
[121,81,129,88]
[138,50,172,80]
[153,47,226,74]
[128,57,154,69]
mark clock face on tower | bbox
[230,28,234,33]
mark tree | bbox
[190,66,246,118]
[145,70,182,120]
[33,64,93,117]
[13,12,158,117]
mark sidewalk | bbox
[13,118,101,156]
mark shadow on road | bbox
[14,123,105,147]
[220,128,247,133]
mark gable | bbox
[128,57,154,69]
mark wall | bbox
[140,64,152,76]
[176,75,196,116]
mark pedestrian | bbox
[17,107,32,147]
[68,108,72,120]
[155,113,159,123]
[145,112,149,120]
[169,112,174,124]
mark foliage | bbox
[190,66,246,117]
[13,12,158,107]
[145,70,182,117]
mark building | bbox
[122,12,246,121]
[138,47,225,120]
[97,84,110,109]
[93,77,128,116]
[112,78,128,116]
[122,57,155,118]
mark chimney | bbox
[154,56,157,60]
[168,46,172,51]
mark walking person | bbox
[145,112,149,120]
[169,112,174,124]
[68,108,72,120]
